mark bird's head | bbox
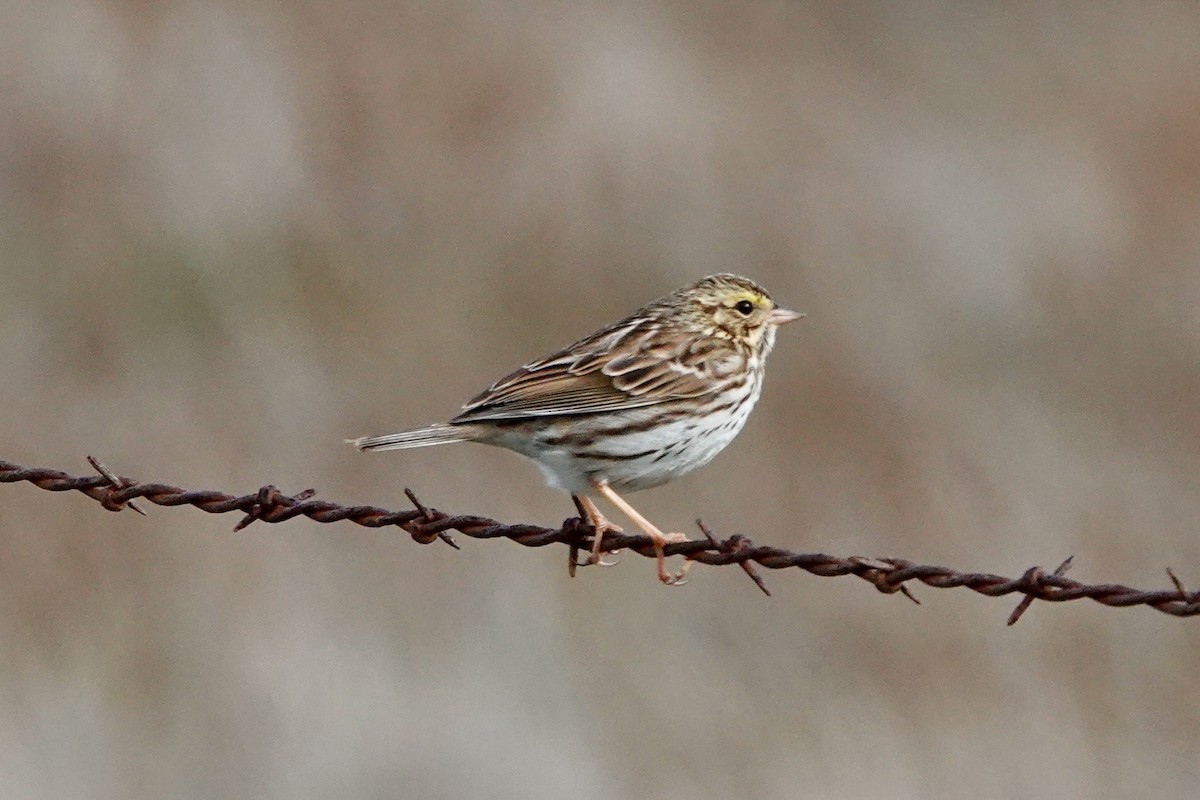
[680,273,804,356]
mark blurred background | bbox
[2,1,1198,797]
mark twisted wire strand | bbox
[2,458,1197,621]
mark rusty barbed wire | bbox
[2,457,1198,622]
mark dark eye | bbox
[734,299,755,315]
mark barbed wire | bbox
[2,457,1197,623]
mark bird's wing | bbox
[450,320,745,423]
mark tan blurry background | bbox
[2,2,1199,798]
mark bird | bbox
[348,273,803,584]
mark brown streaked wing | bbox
[450,321,744,423]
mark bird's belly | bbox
[487,399,757,494]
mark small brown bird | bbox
[349,274,802,583]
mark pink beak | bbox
[769,307,805,326]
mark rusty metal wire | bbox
[2,457,1197,622]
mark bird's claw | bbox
[594,551,622,567]
[571,549,623,568]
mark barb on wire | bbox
[1007,555,1075,625]
[86,455,147,516]
[1,457,1197,622]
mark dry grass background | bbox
[2,2,1199,798]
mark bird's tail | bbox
[347,423,480,452]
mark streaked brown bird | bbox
[350,274,803,583]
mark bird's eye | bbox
[734,299,755,315]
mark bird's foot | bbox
[657,532,692,585]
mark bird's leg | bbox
[589,481,692,585]
[572,493,622,567]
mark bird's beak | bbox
[769,307,805,326]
